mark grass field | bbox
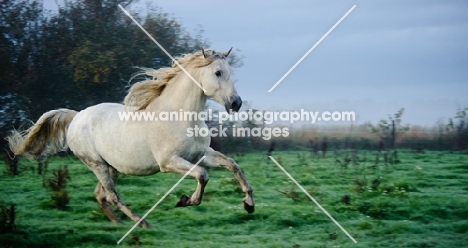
[1,150,467,247]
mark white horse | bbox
[7,48,254,227]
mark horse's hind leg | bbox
[94,167,121,223]
[94,182,121,223]
[85,159,150,227]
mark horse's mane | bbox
[124,50,222,110]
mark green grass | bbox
[1,150,467,247]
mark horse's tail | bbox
[7,109,78,160]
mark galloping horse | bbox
[7,48,254,227]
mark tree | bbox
[368,108,409,150]
[447,107,468,151]
[0,0,44,148]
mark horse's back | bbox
[68,102,126,139]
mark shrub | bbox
[3,150,19,176]
[0,204,16,233]
[43,165,71,209]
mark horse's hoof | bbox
[175,195,191,207]
[138,220,151,228]
[242,200,255,214]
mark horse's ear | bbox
[201,48,208,58]
[223,47,233,58]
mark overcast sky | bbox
[45,0,468,126]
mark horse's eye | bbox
[215,70,222,77]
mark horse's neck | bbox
[148,73,207,114]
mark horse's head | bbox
[199,48,242,113]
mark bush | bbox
[3,150,19,176]
[0,204,16,233]
[43,166,71,210]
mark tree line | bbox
[0,0,210,147]
[208,108,468,154]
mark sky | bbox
[44,0,468,126]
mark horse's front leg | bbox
[161,156,209,207]
[202,148,254,213]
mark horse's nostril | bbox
[225,96,242,113]
[231,96,242,112]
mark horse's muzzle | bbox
[226,95,242,113]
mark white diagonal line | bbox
[118,4,207,93]
[117,156,206,244]
[268,156,357,243]
[268,5,356,92]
